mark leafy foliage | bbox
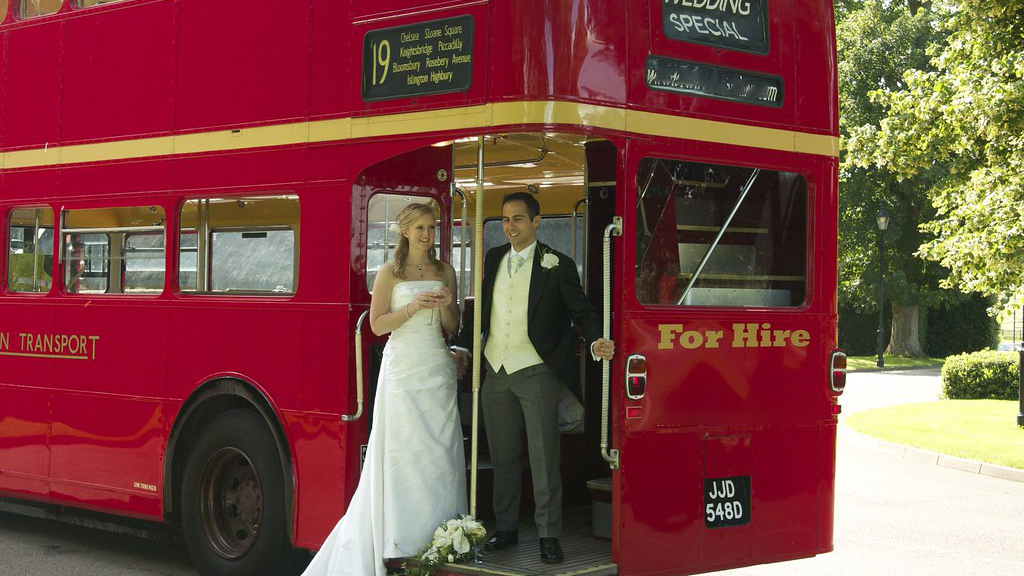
[836,1,950,358]
[941,350,1020,400]
[846,1,1024,319]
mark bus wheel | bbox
[181,409,307,576]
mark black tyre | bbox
[181,409,308,576]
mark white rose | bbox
[448,554,455,563]
[541,252,559,269]
[452,527,470,554]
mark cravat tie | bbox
[509,254,525,276]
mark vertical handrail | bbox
[342,310,371,422]
[469,136,485,518]
[601,217,622,469]
[571,198,588,265]
[31,211,41,292]
[453,186,469,315]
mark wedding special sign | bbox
[661,0,769,54]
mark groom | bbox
[455,192,614,564]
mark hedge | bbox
[838,293,998,357]
[941,350,1020,400]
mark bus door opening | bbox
[351,144,454,437]
[449,133,620,571]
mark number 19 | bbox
[371,40,391,85]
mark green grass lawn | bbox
[846,400,1024,469]
[846,355,945,371]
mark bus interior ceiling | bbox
[450,132,597,218]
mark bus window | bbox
[7,207,54,293]
[61,206,167,295]
[76,0,126,7]
[483,214,585,280]
[124,232,166,292]
[635,158,807,307]
[19,0,61,19]
[178,195,299,294]
[366,193,439,293]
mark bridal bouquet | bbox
[403,515,487,575]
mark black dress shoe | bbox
[539,537,564,564]
[485,529,519,550]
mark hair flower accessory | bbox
[388,222,402,233]
[541,251,559,270]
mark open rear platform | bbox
[416,508,616,576]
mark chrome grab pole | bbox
[571,198,587,265]
[452,186,469,314]
[469,136,485,518]
[601,217,622,469]
[342,310,371,422]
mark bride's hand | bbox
[413,292,437,311]
[433,287,453,307]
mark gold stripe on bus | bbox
[0,101,839,170]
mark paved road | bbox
[3,369,1023,575]
[714,368,1024,576]
[0,510,194,576]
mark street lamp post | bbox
[876,208,890,368]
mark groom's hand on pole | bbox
[593,338,615,361]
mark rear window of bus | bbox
[635,158,808,308]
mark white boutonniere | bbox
[541,251,560,270]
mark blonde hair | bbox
[393,203,444,280]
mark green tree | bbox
[847,1,1024,320]
[837,0,944,356]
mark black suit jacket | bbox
[460,242,602,401]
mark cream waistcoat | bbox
[484,252,544,373]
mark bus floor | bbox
[404,506,616,576]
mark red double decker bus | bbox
[0,1,842,575]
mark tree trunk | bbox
[886,302,926,357]
[907,0,930,14]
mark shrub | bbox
[924,294,999,358]
[941,350,1020,400]
[838,305,891,356]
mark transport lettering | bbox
[0,331,101,360]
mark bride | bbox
[303,203,467,576]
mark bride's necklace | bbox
[409,260,427,277]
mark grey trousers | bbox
[483,362,562,537]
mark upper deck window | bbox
[7,207,54,294]
[179,195,299,295]
[19,0,62,19]
[635,158,807,307]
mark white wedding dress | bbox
[303,280,468,576]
